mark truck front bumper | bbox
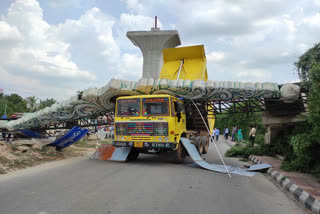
[112,141,176,149]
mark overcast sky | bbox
[0,0,319,100]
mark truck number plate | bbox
[134,142,143,147]
[152,143,165,148]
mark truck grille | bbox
[116,122,168,136]
[130,136,153,141]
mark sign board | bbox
[48,126,89,150]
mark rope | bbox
[191,99,232,178]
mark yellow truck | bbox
[111,45,214,163]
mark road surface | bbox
[0,139,305,214]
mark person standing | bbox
[224,127,229,140]
[231,125,237,142]
[249,125,256,147]
[237,127,243,142]
[215,128,220,141]
[212,128,216,141]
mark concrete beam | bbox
[261,112,307,127]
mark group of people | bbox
[212,125,242,142]
[211,125,256,146]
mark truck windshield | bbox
[142,98,169,116]
[117,98,140,117]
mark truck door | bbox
[172,100,186,134]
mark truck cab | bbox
[112,94,186,153]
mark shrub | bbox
[255,134,265,145]
[225,145,263,158]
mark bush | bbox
[290,134,312,164]
[225,145,263,158]
[255,134,265,145]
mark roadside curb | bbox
[249,155,320,214]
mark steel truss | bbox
[204,94,307,117]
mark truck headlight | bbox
[158,137,162,141]
[164,137,168,141]
[121,136,124,140]
[117,136,120,140]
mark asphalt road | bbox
[0,139,305,214]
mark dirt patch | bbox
[0,139,105,175]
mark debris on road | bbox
[0,138,104,174]
[181,138,271,176]
[90,144,131,161]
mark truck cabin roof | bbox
[117,94,177,100]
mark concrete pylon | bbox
[127,27,181,80]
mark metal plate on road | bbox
[90,144,131,162]
[247,163,271,171]
[180,137,258,176]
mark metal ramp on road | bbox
[90,144,132,162]
[181,137,270,177]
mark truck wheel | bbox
[127,149,139,161]
[189,136,195,142]
[174,142,186,163]
[201,136,209,154]
[194,136,203,155]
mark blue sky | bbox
[0,0,319,100]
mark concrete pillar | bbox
[127,27,181,80]
[261,111,309,144]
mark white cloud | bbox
[53,7,120,66]
[115,53,143,80]
[121,0,144,14]
[0,21,22,44]
[207,51,225,63]
[236,69,272,81]
[0,0,96,99]
[303,13,320,27]
[47,0,79,8]
[119,13,161,31]
[314,0,320,6]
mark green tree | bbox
[26,96,38,112]
[294,43,320,90]
[282,42,320,174]
[37,98,56,110]
[214,101,265,144]
[0,93,28,116]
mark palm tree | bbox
[26,96,38,112]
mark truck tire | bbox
[189,136,195,142]
[174,142,186,163]
[201,136,209,154]
[194,136,203,155]
[127,149,139,161]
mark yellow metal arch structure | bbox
[159,45,208,81]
